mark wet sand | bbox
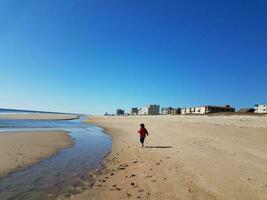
[0,113,79,120]
[0,131,73,176]
[64,115,267,200]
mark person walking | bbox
[138,123,149,147]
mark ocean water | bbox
[0,117,112,200]
[0,108,73,115]
[0,108,37,114]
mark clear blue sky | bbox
[0,0,266,114]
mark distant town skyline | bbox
[1,0,267,114]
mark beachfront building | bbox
[181,105,235,115]
[116,109,125,116]
[171,108,181,115]
[197,105,235,114]
[161,107,181,115]
[255,104,267,113]
[139,105,160,115]
[161,107,173,115]
[181,107,195,114]
[130,107,138,115]
[181,108,187,115]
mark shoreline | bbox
[0,130,73,176]
[63,115,267,200]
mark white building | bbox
[255,104,267,113]
[181,107,195,114]
[139,105,160,115]
[181,105,235,115]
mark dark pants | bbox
[140,137,145,144]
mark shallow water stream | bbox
[0,117,111,200]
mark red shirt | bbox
[138,127,148,138]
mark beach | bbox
[0,131,73,176]
[0,113,79,120]
[65,115,267,200]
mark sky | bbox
[0,0,266,114]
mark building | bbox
[161,107,181,115]
[139,105,160,115]
[181,107,195,114]
[181,105,235,115]
[161,107,173,115]
[130,107,138,115]
[116,109,125,116]
[181,108,187,115]
[171,108,181,115]
[255,104,267,113]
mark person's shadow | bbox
[145,146,172,148]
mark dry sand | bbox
[63,115,267,200]
[0,130,73,176]
[0,113,79,120]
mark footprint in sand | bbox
[115,186,121,191]
[64,193,73,198]
[119,163,129,170]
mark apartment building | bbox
[139,105,160,115]
[255,104,267,113]
[181,105,235,115]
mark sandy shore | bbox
[63,115,267,200]
[0,131,73,176]
[0,113,79,120]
